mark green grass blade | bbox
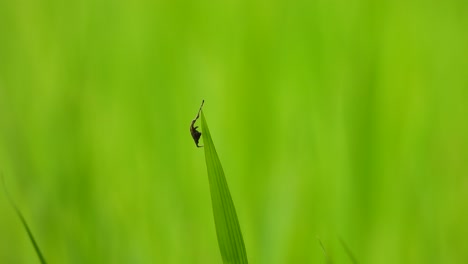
[2,175,48,264]
[200,110,248,264]
[339,237,358,264]
[317,238,333,264]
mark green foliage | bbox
[0,0,467,261]
[200,110,248,264]
[318,238,332,264]
[2,176,47,264]
[339,238,358,264]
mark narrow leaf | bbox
[339,237,358,264]
[2,175,47,264]
[317,238,333,264]
[200,110,248,264]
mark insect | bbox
[190,100,204,148]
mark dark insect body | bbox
[190,100,204,147]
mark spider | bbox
[190,100,204,148]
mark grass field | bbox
[0,0,467,263]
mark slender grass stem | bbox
[2,175,47,264]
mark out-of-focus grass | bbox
[339,238,358,264]
[2,176,47,264]
[0,0,467,263]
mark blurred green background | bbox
[0,0,467,263]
